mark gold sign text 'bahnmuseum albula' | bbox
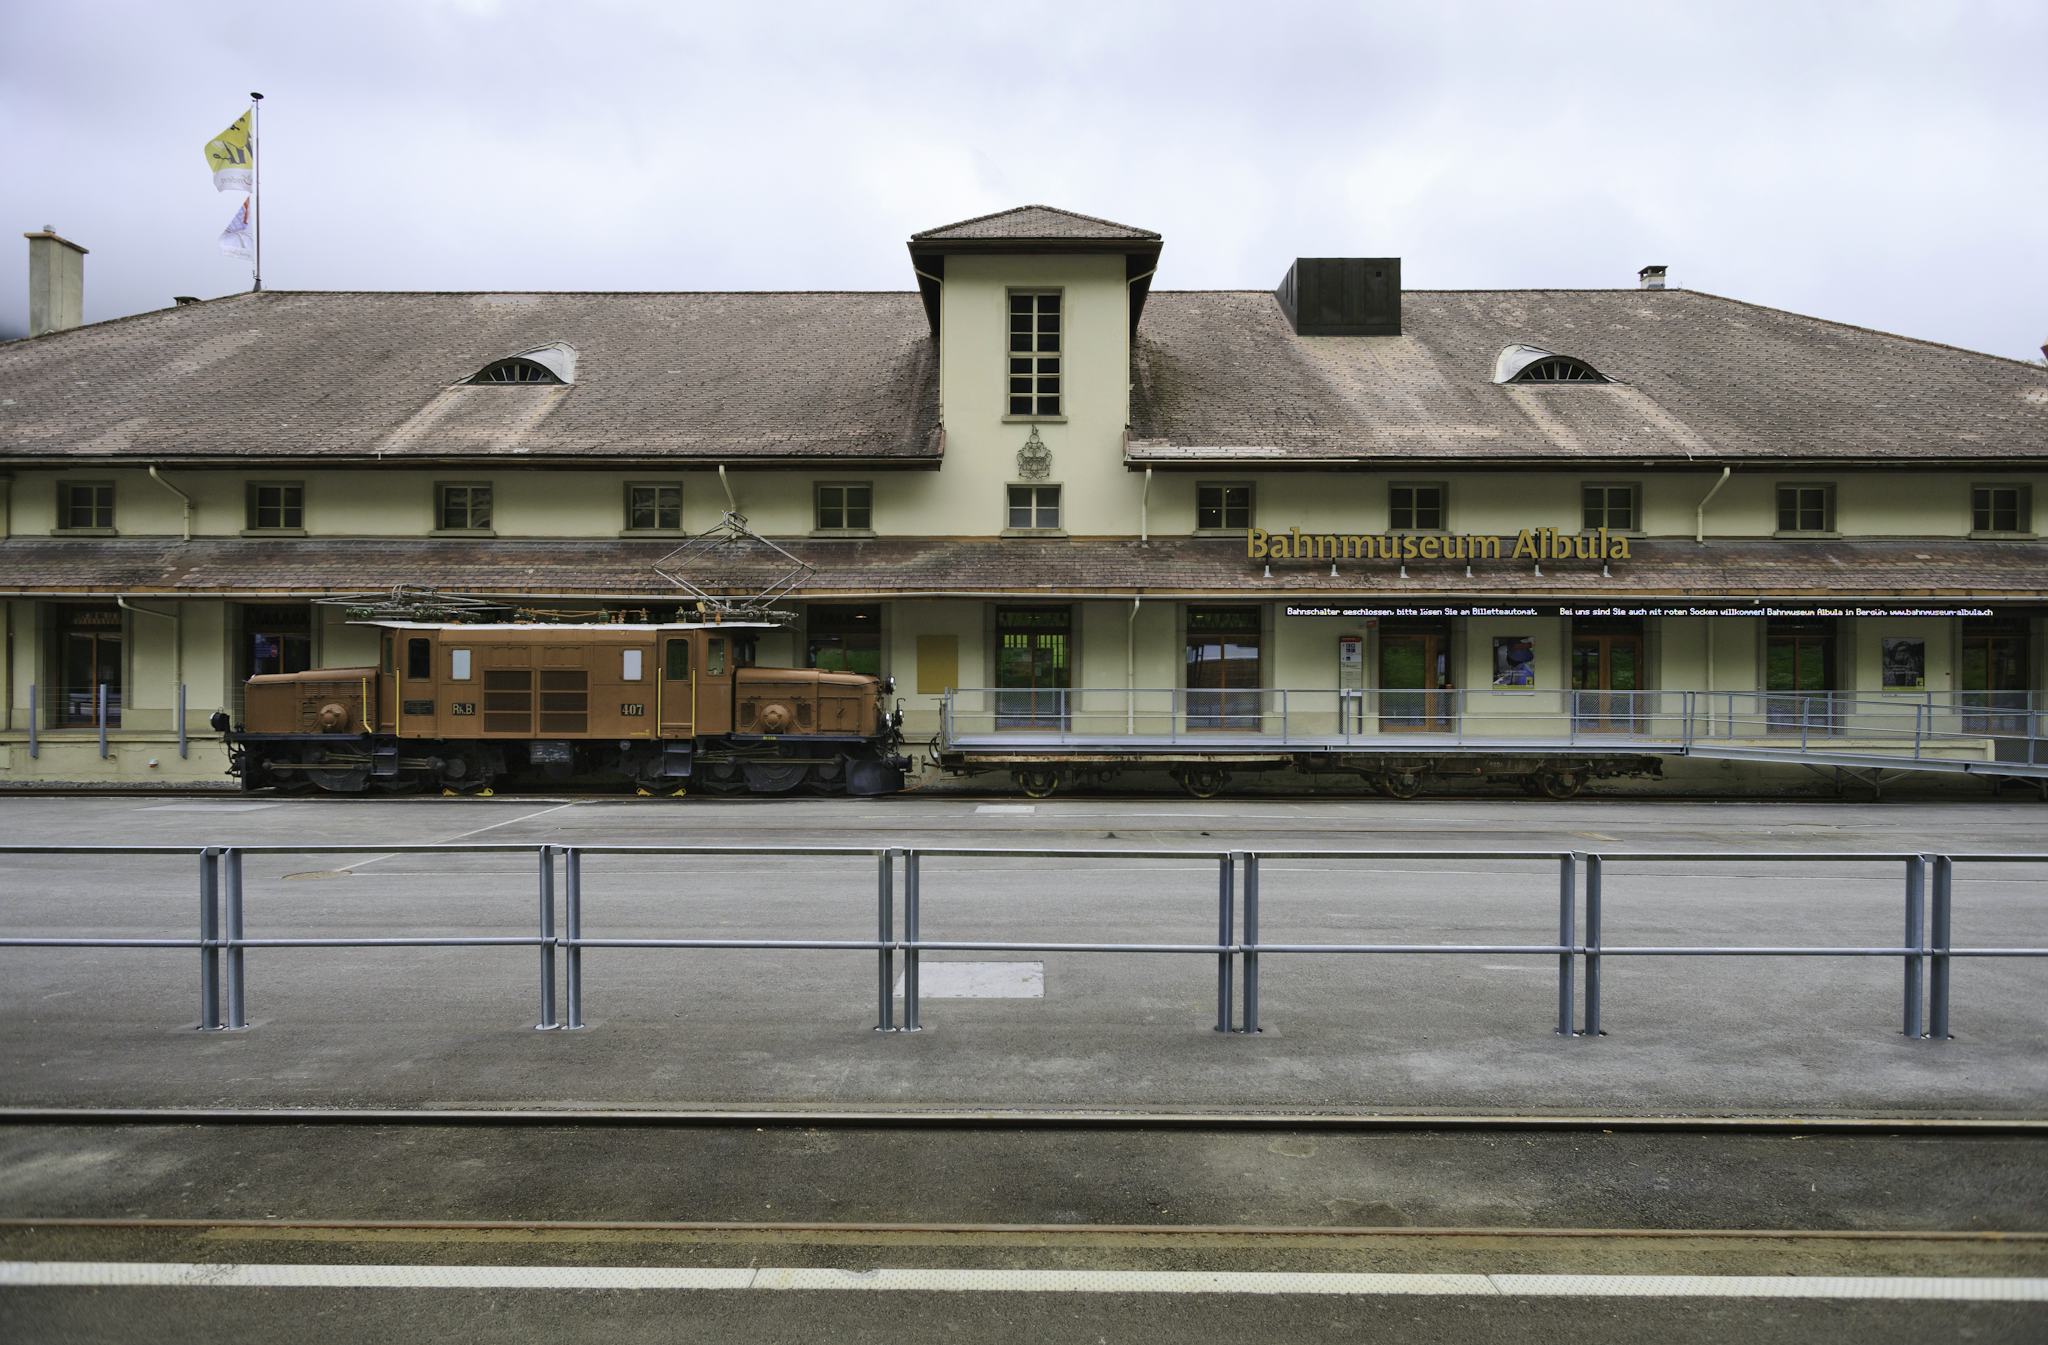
[1247,527,1633,563]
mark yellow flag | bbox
[204,109,253,193]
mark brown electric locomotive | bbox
[216,620,909,795]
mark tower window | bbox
[1007,484,1062,531]
[1006,291,1063,418]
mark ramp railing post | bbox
[536,846,557,1030]
[1930,855,1953,1040]
[1583,854,1603,1036]
[224,848,246,1030]
[1903,855,1926,1038]
[903,850,922,1032]
[198,848,221,1031]
[875,848,897,1032]
[1214,852,1234,1033]
[1241,852,1261,1034]
[564,847,584,1029]
[177,683,189,759]
[26,684,37,759]
[97,683,109,758]
[1556,853,1578,1036]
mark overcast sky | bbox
[3,0,2044,358]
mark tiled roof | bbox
[1130,290,2048,464]
[911,205,1159,242]
[0,291,941,464]
[2,536,2042,599]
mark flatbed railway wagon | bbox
[217,621,909,795]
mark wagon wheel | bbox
[1174,767,1229,799]
[1380,771,1424,800]
[1015,769,1060,799]
[741,760,809,794]
[1534,770,1584,800]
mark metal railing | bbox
[937,687,2048,775]
[21,682,189,760]
[2,844,2043,1041]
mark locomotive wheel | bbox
[696,761,747,794]
[741,760,808,794]
[1534,770,1585,800]
[1174,767,1229,799]
[1380,771,1425,800]
[1015,769,1060,799]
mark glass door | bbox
[1961,618,2031,733]
[1766,620,1836,732]
[54,606,122,728]
[1571,625,1644,731]
[1379,626,1453,731]
[995,607,1070,729]
[1185,607,1262,730]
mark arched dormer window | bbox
[464,342,577,386]
[1491,344,1612,385]
[470,358,560,384]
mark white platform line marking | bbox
[3,1263,2045,1300]
[335,802,581,872]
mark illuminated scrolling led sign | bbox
[1249,527,1631,562]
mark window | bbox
[1389,482,1446,531]
[807,605,883,676]
[246,481,304,531]
[1776,483,1834,534]
[815,482,873,533]
[1006,291,1062,417]
[406,638,432,679]
[1197,483,1253,532]
[1511,356,1608,383]
[1972,484,2031,535]
[56,482,114,532]
[52,604,122,727]
[707,639,727,676]
[622,649,644,681]
[624,482,682,532]
[1581,483,1639,531]
[1007,484,1062,531]
[436,482,493,532]
[449,649,472,681]
[468,358,560,384]
[665,637,691,680]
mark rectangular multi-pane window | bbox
[1581,483,1638,531]
[815,482,873,532]
[56,482,114,531]
[246,481,304,531]
[1006,291,1062,418]
[436,483,493,532]
[1776,484,1833,534]
[1007,484,1062,530]
[625,482,681,532]
[1972,484,2030,534]
[1389,482,1446,530]
[1196,483,1253,531]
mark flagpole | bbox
[249,91,264,292]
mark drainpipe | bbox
[717,464,737,515]
[1694,465,1731,545]
[1140,467,1153,544]
[1127,595,1142,733]
[117,595,182,745]
[148,465,193,541]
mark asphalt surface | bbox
[4,795,2046,1342]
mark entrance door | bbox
[1961,618,2032,733]
[1766,620,1836,732]
[1185,607,1261,730]
[1571,624,1645,730]
[995,607,1070,729]
[1379,626,1453,731]
[55,606,122,728]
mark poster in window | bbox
[1881,637,1926,690]
[1492,635,1536,688]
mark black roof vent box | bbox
[1276,257,1400,336]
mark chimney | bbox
[1276,257,1401,336]
[24,227,87,336]
[1638,264,1668,291]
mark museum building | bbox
[0,206,2044,786]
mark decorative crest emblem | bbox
[1015,424,1052,480]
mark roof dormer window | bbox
[464,342,577,386]
[1492,344,1611,384]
